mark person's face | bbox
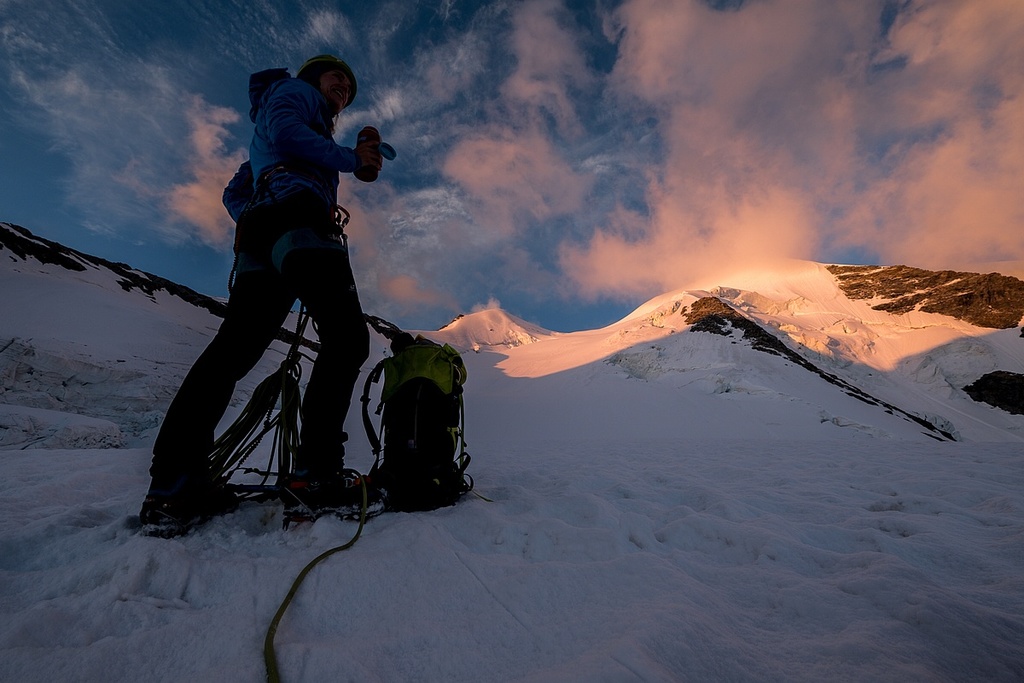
[319,70,352,115]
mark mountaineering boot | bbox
[139,474,239,538]
[281,468,385,527]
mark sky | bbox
[2,0,1023,332]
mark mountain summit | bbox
[435,308,555,350]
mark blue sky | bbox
[2,0,1022,331]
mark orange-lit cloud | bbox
[164,98,245,245]
[378,273,457,311]
[839,0,1024,270]
[442,128,592,241]
[559,0,1024,298]
[428,0,596,274]
[560,181,818,297]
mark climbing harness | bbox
[227,158,352,294]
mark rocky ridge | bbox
[0,222,316,352]
[826,264,1024,329]
[682,296,958,440]
[826,264,1024,415]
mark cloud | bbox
[4,0,1021,331]
[377,273,458,312]
[560,181,818,297]
[441,127,593,241]
[501,0,595,136]
[558,0,1024,300]
[839,0,1024,270]
[3,16,228,243]
[385,0,603,318]
[555,0,871,295]
[164,98,246,245]
[301,9,356,49]
[471,296,503,313]
[37,68,243,246]
[0,1,318,243]
[5,65,173,234]
[422,31,491,105]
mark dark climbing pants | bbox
[149,235,369,489]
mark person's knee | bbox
[197,334,260,379]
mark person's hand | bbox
[354,138,383,171]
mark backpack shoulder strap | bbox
[360,357,388,457]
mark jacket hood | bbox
[247,68,291,123]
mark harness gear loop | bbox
[332,203,351,249]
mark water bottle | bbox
[354,126,381,182]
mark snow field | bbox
[1,437,1022,682]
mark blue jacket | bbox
[223,69,361,223]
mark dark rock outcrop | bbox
[827,264,1024,329]
[684,297,792,357]
[684,296,957,441]
[963,371,1024,415]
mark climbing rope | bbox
[263,479,369,683]
[207,309,311,486]
[195,306,373,682]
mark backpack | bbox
[361,332,473,512]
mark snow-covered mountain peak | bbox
[614,260,842,327]
[429,307,555,351]
[482,259,1023,442]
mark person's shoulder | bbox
[260,78,325,118]
[270,77,319,102]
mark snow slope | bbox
[2,225,1023,682]
[434,260,1022,445]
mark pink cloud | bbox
[164,97,245,245]
[559,0,1024,299]
[378,273,456,311]
[437,0,595,248]
[840,0,1024,270]
[560,181,818,298]
[442,128,592,240]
